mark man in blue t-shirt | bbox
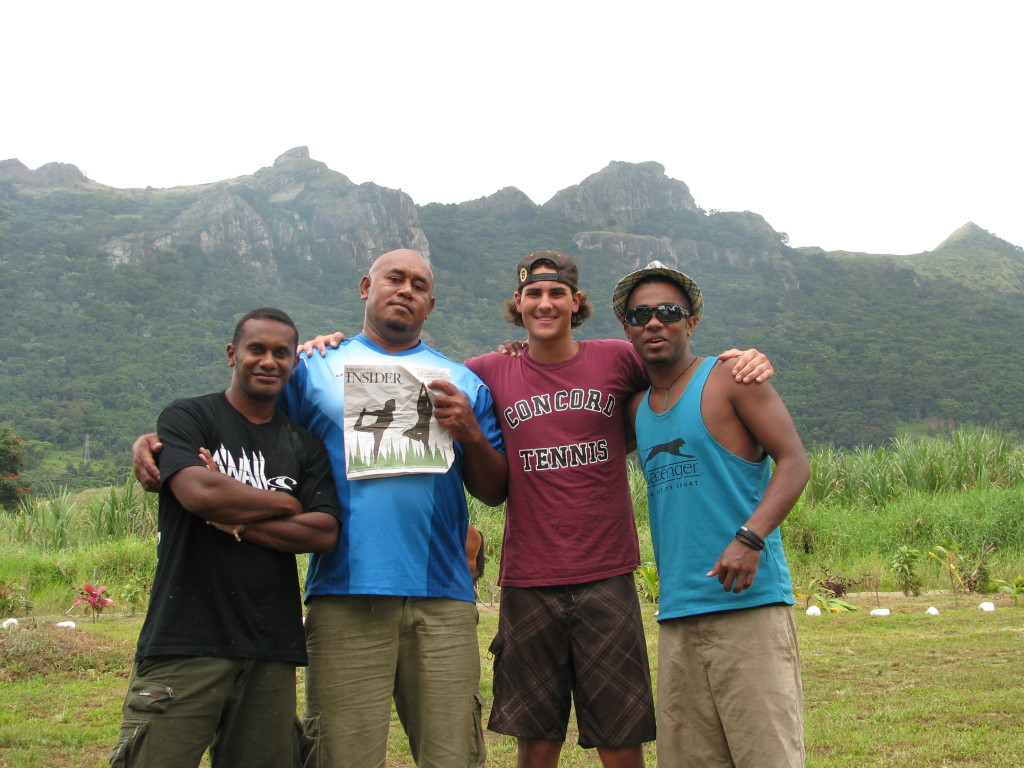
[134,250,507,768]
[278,249,507,768]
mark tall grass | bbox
[1,477,157,550]
[472,427,1024,596]
[802,427,1024,506]
[781,427,1024,588]
[3,428,1023,613]
[11,485,78,550]
[0,480,158,615]
[83,477,158,542]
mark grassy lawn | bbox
[2,592,1022,767]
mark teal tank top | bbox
[636,357,794,621]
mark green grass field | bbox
[2,593,1022,768]
[3,428,1024,765]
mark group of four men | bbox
[116,247,809,768]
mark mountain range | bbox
[1,147,1022,490]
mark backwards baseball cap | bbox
[611,260,704,327]
[516,251,579,293]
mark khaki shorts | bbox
[657,604,805,768]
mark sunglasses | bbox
[625,303,692,326]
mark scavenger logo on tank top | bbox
[641,436,703,491]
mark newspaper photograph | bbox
[342,364,455,479]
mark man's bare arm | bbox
[461,437,509,507]
[706,378,809,593]
[169,465,303,525]
[240,512,339,554]
[196,448,339,554]
[496,341,773,383]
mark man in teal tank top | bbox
[615,262,811,768]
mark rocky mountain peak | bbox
[936,221,985,248]
[934,221,1022,258]
[252,146,354,199]
[542,160,697,228]
[457,186,537,216]
[277,146,312,162]
[0,158,90,186]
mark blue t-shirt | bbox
[280,334,504,602]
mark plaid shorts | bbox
[487,573,656,748]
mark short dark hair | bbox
[232,307,298,348]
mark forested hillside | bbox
[1,150,1022,491]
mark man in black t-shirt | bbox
[110,308,341,768]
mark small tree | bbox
[930,541,967,607]
[995,577,1024,607]
[0,427,29,510]
[890,546,922,597]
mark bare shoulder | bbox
[708,357,776,399]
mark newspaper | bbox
[342,364,455,479]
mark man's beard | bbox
[384,317,412,333]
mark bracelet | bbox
[735,533,762,551]
[234,524,247,542]
[735,525,765,551]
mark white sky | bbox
[4,1,1022,255]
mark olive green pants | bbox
[302,595,484,768]
[109,655,302,768]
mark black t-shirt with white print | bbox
[135,392,339,665]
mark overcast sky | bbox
[5,1,1021,255]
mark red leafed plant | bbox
[69,583,114,621]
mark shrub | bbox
[69,583,114,621]
[815,567,863,598]
[0,580,29,618]
[636,564,659,603]
[890,546,922,596]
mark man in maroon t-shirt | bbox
[464,252,772,768]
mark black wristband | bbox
[735,534,761,551]
[735,525,765,551]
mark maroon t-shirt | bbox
[467,340,648,586]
